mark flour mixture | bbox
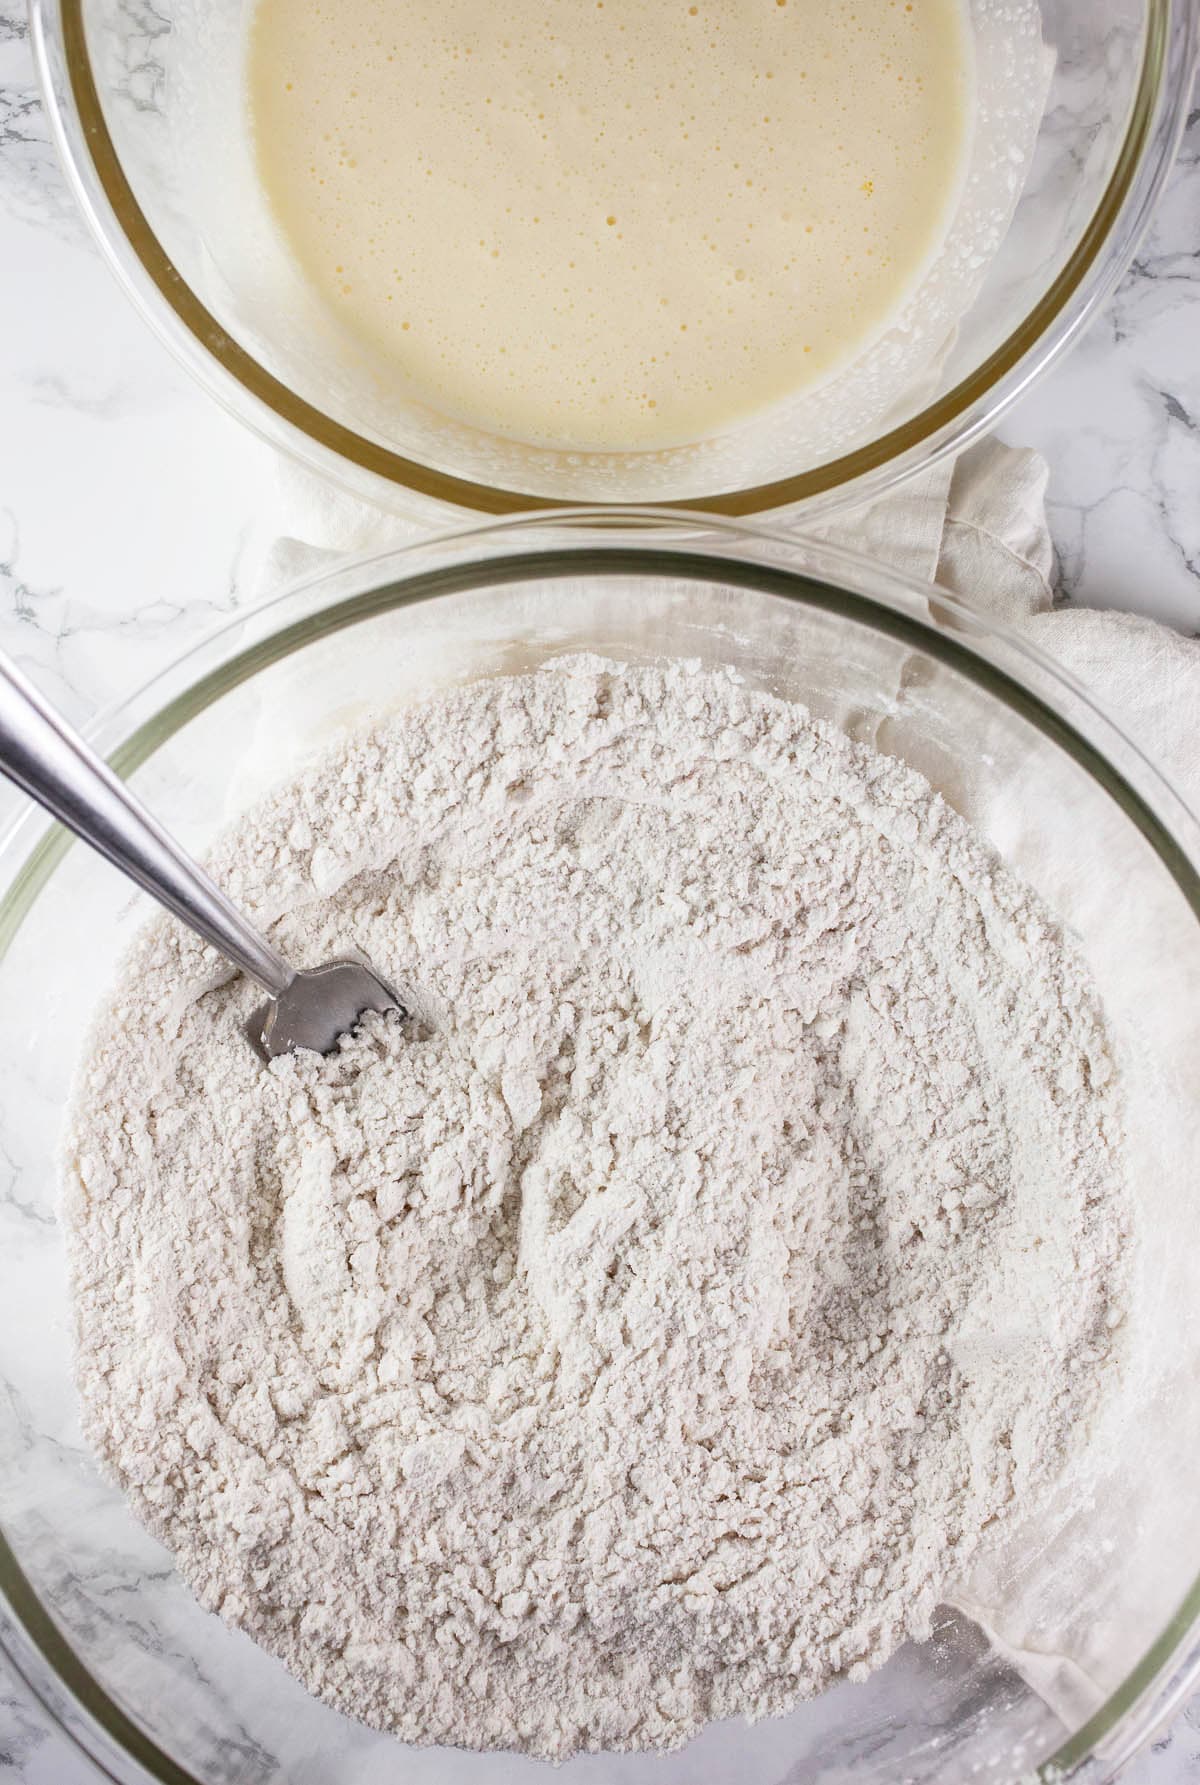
[65,658,1129,1759]
[247,0,971,449]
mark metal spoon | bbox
[0,652,403,1058]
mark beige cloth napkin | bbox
[257,439,1196,805]
[835,445,1200,1737]
[844,441,1200,807]
[257,437,1058,609]
[255,441,1200,1738]
[860,444,1200,1735]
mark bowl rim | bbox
[29,0,1200,520]
[1,508,1200,1781]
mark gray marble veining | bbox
[0,8,1198,1779]
[997,105,1200,632]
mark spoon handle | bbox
[0,653,295,999]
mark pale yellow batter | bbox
[249,0,971,451]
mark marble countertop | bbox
[0,1,1198,1776]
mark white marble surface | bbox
[0,0,1198,1776]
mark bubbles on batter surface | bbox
[249,0,971,448]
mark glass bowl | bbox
[29,0,1200,524]
[1,511,1199,1784]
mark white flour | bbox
[64,657,1130,1760]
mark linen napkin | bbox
[833,443,1200,1740]
[249,440,1200,1741]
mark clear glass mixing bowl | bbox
[0,513,1199,1784]
[29,0,1200,523]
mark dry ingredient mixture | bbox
[65,658,1130,1759]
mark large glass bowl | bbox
[29,0,1200,523]
[0,512,1199,1783]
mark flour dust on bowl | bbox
[30,0,1200,519]
[1,516,1200,1783]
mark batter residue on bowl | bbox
[65,658,1129,1759]
[247,0,972,449]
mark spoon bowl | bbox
[255,958,403,1059]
